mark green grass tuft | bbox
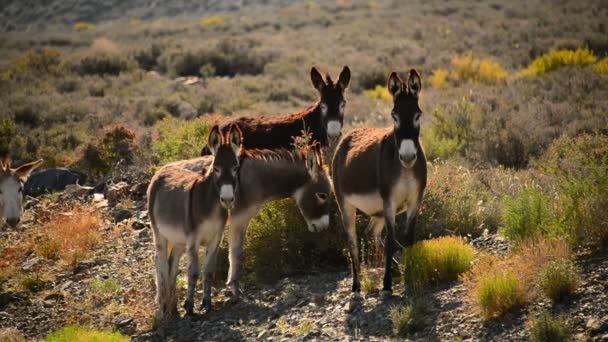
[45,325,128,342]
[538,259,579,302]
[475,271,525,318]
[528,314,570,342]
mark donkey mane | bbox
[242,148,308,164]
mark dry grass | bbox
[528,314,570,342]
[465,237,571,318]
[538,260,579,302]
[0,327,25,342]
[34,205,103,266]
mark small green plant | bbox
[293,320,315,336]
[522,48,597,76]
[528,314,570,342]
[90,278,121,297]
[45,325,128,342]
[538,259,579,302]
[152,116,212,166]
[73,22,96,31]
[401,236,475,291]
[500,187,553,243]
[276,317,290,333]
[475,271,525,318]
[390,301,431,336]
[360,269,380,294]
[200,16,227,27]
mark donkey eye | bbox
[316,192,328,203]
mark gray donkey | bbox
[0,159,43,228]
[148,124,242,322]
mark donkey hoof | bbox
[380,290,393,300]
[201,298,212,312]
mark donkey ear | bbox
[14,159,43,182]
[387,72,403,98]
[208,125,222,156]
[310,67,325,92]
[406,69,422,98]
[305,147,320,178]
[227,124,243,157]
[337,66,351,91]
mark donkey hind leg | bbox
[340,202,360,293]
[184,239,200,316]
[167,244,185,318]
[226,217,250,300]
[381,203,397,296]
[153,233,171,322]
[201,232,223,312]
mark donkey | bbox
[332,69,427,296]
[148,124,242,322]
[201,66,350,155]
[0,159,43,228]
[168,143,331,300]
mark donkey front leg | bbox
[340,202,360,293]
[381,203,397,296]
[201,232,223,312]
[226,218,250,299]
[184,240,200,316]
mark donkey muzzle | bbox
[6,217,20,228]
[398,139,417,168]
[220,185,235,209]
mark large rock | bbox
[24,169,87,197]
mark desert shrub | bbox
[528,314,570,342]
[134,44,162,71]
[474,271,525,318]
[151,116,212,166]
[416,161,501,238]
[0,119,15,157]
[390,301,432,337]
[537,134,608,247]
[500,187,555,243]
[465,238,571,318]
[4,48,63,78]
[75,53,130,76]
[594,57,608,75]
[430,68,448,88]
[364,84,391,102]
[401,236,475,291]
[55,77,79,93]
[200,16,227,27]
[77,125,137,178]
[356,67,388,92]
[35,205,102,265]
[522,48,597,76]
[243,199,346,282]
[45,325,127,342]
[73,22,96,31]
[450,52,507,85]
[538,259,579,302]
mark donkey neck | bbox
[189,175,227,229]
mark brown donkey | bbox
[0,159,43,228]
[201,66,350,155]
[148,124,242,322]
[332,69,427,296]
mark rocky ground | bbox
[0,182,607,341]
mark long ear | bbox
[14,159,43,182]
[337,65,351,91]
[310,67,325,92]
[305,145,321,179]
[208,125,222,156]
[406,69,422,98]
[227,124,243,157]
[387,72,403,98]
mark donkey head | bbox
[0,159,43,228]
[387,69,423,168]
[311,66,351,143]
[207,124,243,210]
[294,144,332,232]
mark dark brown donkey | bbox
[332,69,427,296]
[201,66,350,155]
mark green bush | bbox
[77,125,137,178]
[45,325,127,342]
[528,314,570,342]
[500,187,556,243]
[522,48,597,76]
[390,301,432,337]
[475,271,525,318]
[75,53,131,76]
[0,119,15,157]
[151,117,212,166]
[243,199,346,283]
[538,259,579,302]
[401,236,475,292]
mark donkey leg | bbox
[167,244,185,318]
[201,232,223,312]
[153,233,171,322]
[381,204,397,296]
[226,215,251,299]
[184,240,200,316]
[340,202,360,293]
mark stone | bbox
[132,220,146,230]
[24,168,87,197]
[114,209,132,223]
[130,182,149,197]
[106,182,130,205]
[64,184,94,197]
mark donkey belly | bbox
[195,217,226,246]
[156,220,188,245]
[391,172,422,216]
[345,192,384,216]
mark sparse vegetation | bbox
[528,314,570,342]
[401,236,475,291]
[390,301,432,337]
[474,270,525,318]
[151,116,213,166]
[45,325,127,342]
[538,260,579,302]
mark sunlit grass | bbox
[522,48,597,76]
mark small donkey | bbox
[201,66,351,155]
[332,69,427,296]
[0,159,43,228]
[148,124,242,322]
[169,143,331,299]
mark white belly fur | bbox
[156,213,225,247]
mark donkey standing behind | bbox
[148,124,242,322]
[0,159,43,228]
[332,69,427,296]
[202,66,350,155]
[169,144,331,300]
